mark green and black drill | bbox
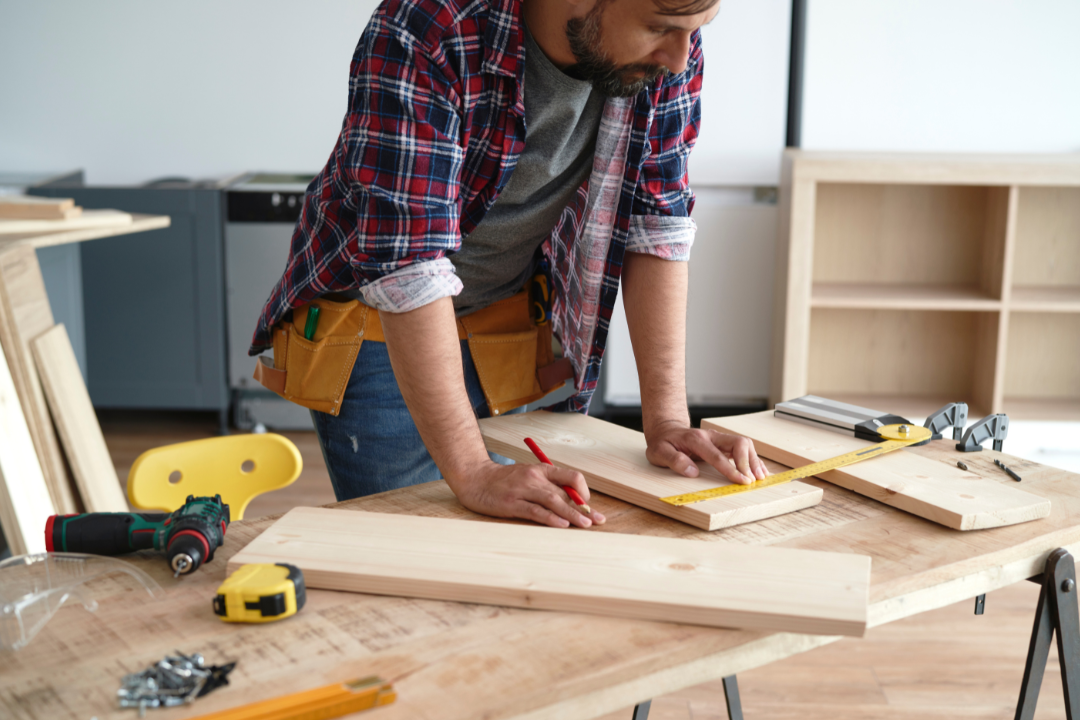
[45,495,230,577]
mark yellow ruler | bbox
[660,423,932,507]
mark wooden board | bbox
[0,245,76,513]
[229,507,871,637]
[32,324,128,513]
[0,209,131,235]
[707,411,1051,531]
[479,411,822,531]
[0,195,79,220]
[4,444,1080,720]
[0,213,171,251]
[0,328,54,555]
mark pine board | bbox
[0,209,131,235]
[0,328,53,555]
[706,411,1051,531]
[479,411,822,531]
[32,324,128,513]
[229,506,871,636]
[0,245,76,513]
[0,195,79,220]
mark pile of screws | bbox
[118,651,236,717]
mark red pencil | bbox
[524,437,592,515]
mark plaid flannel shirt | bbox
[251,0,702,412]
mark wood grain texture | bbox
[0,213,170,251]
[1013,186,1080,287]
[230,506,871,636]
[0,328,53,554]
[0,244,75,513]
[479,411,822,531]
[706,411,1051,531]
[772,151,1080,422]
[32,324,128,513]
[5,430,1080,720]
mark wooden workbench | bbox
[1,439,1077,719]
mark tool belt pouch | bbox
[253,297,367,417]
[461,291,573,417]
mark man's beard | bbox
[565,6,668,97]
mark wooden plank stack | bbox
[0,200,161,555]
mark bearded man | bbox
[250,0,768,528]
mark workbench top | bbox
[2,439,1077,720]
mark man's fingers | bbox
[538,464,591,503]
[707,431,759,483]
[516,500,571,529]
[521,484,592,528]
[647,443,700,478]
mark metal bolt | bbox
[1063,579,1075,593]
[899,425,909,434]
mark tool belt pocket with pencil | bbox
[253,281,574,417]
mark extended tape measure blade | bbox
[660,423,930,507]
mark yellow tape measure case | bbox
[213,563,306,623]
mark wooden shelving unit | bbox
[770,151,1080,421]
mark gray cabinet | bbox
[32,186,228,414]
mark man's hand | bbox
[447,462,606,529]
[645,421,769,485]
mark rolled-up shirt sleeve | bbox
[627,31,704,263]
[341,16,466,312]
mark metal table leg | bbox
[629,674,743,720]
[723,674,744,720]
[1015,548,1080,720]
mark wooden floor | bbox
[100,411,1067,720]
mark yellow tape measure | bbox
[660,423,932,506]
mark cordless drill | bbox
[45,495,230,577]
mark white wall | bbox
[0,0,789,185]
[0,0,381,183]
[802,0,1080,153]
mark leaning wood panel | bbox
[0,245,76,513]
[480,411,822,531]
[32,324,128,513]
[707,411,1051,531]
[230,507,871,637]
[0,332,54,554]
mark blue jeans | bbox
[311,339,519,501]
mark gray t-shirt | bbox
[450,25,604,316]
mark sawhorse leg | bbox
[631,675,743,720]
[1015,548,1080,719]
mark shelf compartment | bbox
[812,183,1010,296]
[1010,286,1080,313]
[1003,312,1080,420]
[811,283,1001,311]
[1012,187,1080,291]
[807,308,1000,413]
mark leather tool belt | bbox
[253,288,574,417]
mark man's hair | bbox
[654,0,720,17]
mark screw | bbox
[1064,579,1075,593]
[899,425,909,434]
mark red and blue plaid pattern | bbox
[251,0,703,413]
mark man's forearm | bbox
[379,296,490,483]
[620,251,691,438]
